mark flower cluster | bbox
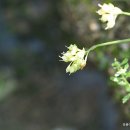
[97,3,122,29]
[60,44,86,74]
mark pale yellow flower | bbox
[97,3,122,29]
[59,44,86,74]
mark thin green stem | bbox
[88,38,130,53]
[122,11,130,16]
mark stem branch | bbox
[122,12,130,16]
[88,38,130,53]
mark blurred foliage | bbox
[0,68,16,101]
[111,58,130,104]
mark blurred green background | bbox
[0,0,130,130]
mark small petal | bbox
[100,14,110,22]
[105,15,116,29]
[76,48,86,59]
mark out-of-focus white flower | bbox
[59,44,86,74]
[97,3,122,29]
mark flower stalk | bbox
[122,11,130,16]
[84,38,130,67]
[87,38,130,52]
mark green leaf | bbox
[110,77,119,83]
[121,58,128,66]
[126,72,130,78]
[124,63,129,70]
[112,62,119,68]
[118,81,127,86]
[122,93,130,104]
[126,85,130,92]
[112,58,120,68]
